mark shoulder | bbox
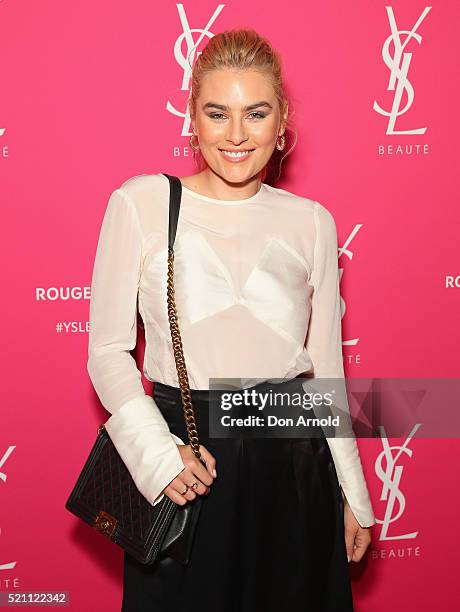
[108,173,170,230]
[264,183,337,229]
[116,172,168,205]
[99,173,170,242]
[263,183,316,211]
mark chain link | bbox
[167,246,202,460]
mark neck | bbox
[188,169,262,201]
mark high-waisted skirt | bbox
[121,379,354,612]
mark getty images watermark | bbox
[206,376,460,439]
[208,376,355,439]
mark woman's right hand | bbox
[163,444,217,505]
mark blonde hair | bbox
[187,28,297,184]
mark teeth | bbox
[221,150,252,158]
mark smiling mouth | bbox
[219,148,256,160]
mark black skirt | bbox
[121,379,354,612]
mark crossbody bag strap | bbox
[161,173,202,460]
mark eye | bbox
[208,111,267,121]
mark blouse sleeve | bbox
[87,187,185,506]
[303,201,376,528]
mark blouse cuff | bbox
[171,432,186,445]
[103,394,186,506]
[326,437,377,528]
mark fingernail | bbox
[212,468,217,477]
[347,555,351,563]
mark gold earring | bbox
[276,133,286,151]
[189,134,200,151]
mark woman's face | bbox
[192,68,287,184]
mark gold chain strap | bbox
[166,246,202,460]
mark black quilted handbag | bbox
[65,173,204,565]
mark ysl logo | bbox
[166,3,225,136]
[338,224,363,347]
[373,6,431,134]
[374,424,420,540]
[0,445,17,570]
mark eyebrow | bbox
[202,101,273,111]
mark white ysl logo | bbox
[338,224,362,347]
[373,6,431,134]
[0,445,17,570]
[374,424,420,540]
[166,3,225,136]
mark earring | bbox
[189,134,200,151]
[276,133,286,151]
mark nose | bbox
[225,117,249,146]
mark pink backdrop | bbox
[2,1,459,610]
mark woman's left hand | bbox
[344,498,372,562]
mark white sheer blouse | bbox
[87,172,376,528]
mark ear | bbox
[187,97,195,125]
[280,102,289,133]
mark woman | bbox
[87,29,375,611]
